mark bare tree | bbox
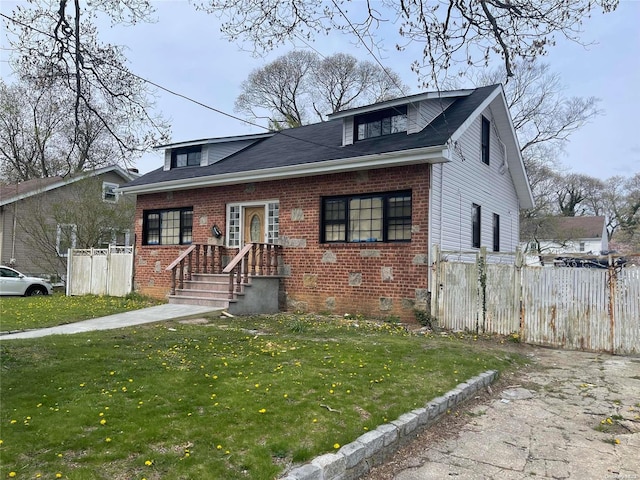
[235,51,407,128]
[2,0,169,174]
[16,176,136,279]
[556,173,604,217]
[197,0,618,85]
[0,79,129,182]
[474,61,601,170]
[235,51,317,128]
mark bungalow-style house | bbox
[521,215,609,256]
[119,84,534,321]
[0,165,138,281]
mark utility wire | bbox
[1,8,459,156]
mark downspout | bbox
[11,191,18,263]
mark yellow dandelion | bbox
[9,472,16,478]
[100,419,107,425]
[258,408,266,414]
[333,443,340,449]
[216,445,222,450]
[56,474,62,479]
[614,438,621,445]
[144,460,153,466]
[105,437,112,442]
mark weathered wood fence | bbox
[66,246,134,297]
[432,247,640,355]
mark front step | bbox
[168,275,281,315]
[168,294,235,308]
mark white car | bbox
[0,266,53,296]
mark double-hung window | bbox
[102,182,118,202]
[472,204,481,248]
[143,208,193,245]
[481,116,491,165]
[171,146,202,168]
[493,213,500,252]
[321,191,411,243]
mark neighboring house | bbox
[521,215,609,256]
[120,84,534,321]
[0,165,139,280]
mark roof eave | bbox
[119,146,450,195]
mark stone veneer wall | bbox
[133,164,431,322]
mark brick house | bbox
[120,85,533,321]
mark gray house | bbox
[0,165,138,280]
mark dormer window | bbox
[171,146,202,168]
[354,106,407,141]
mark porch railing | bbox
[166,243,282,298]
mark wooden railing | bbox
[222,243,282,299]
[166,243,282,297]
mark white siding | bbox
[431,99,521,254]
[163,150,171,171]
[414,98,455,133]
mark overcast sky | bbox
[1,0,639,179]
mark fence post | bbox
[515,248,525,341]
[430,244,440,320]
[476,247,487,334]
[608,253,616,354]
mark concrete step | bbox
[168,295,234,308]
[182,280,231,293]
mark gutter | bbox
[119,145,451,195]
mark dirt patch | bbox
[362,354,538,480]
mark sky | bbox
[1,0,639,179]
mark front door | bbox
[243,206,265,267]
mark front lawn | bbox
[0,293,163,332]
[0,313,526,480]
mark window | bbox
[321,191,411,243]
[142,208,193,245]
[56,224,77,256]
[493,213,500,252]
[171,146,202,168]
[354,106,407,141]
[99,229,131,248]
[472,204,481,248]
[481,116,491,165]
[102,182,119,202]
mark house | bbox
[119,84,534,321]
[0,165,139,280]
[521,215,609,255]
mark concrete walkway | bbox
[365,348,640,480]
[0,304,221,340]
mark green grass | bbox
[0,313,526,479]
[0,293,164,332]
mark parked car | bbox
[0,266,53,296]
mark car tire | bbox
[25,286,48,296]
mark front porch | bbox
[165,243,284,315]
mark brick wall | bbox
[134,164,431,322]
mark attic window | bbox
[102,182,118,202]
[171,146,202,168]
[354,106,407,141]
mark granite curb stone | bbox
[280,370,498,480]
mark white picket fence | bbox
[66,246,134,297]
[432,247,640,355]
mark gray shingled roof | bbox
[124,85,499,189]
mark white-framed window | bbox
[102,182,119,203]
[56,224,77,257]
[226,201,280,248]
